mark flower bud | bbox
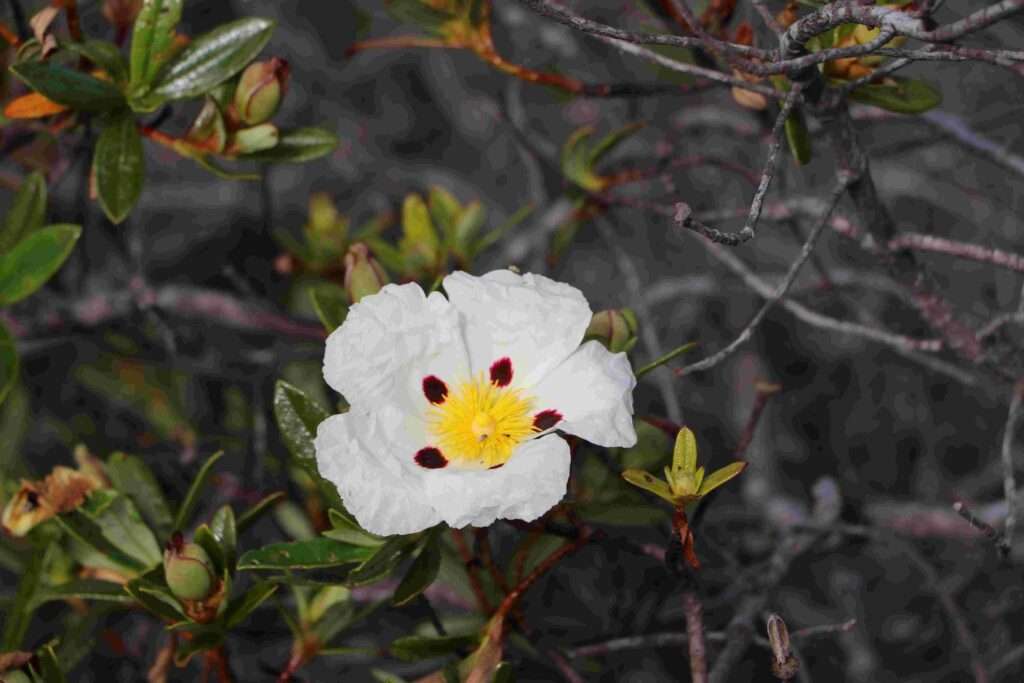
[231,123,280,155]
[185,98,228,154]
[344,243,390,304]
[163,533,217,602]
[234,58,290,126]
[585,309,638,353]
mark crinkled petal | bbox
[315,411,441,536]
[531,341,637,448]
[323,283,469,415]
[442,270,592,387]
[421,434,571,528]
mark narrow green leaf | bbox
[10,62,124,112]
[152,18,275,101]
[94,109,145,224]
[621,469,675,504]
[634,341,697,378]
[587,122,643,167]
[173,628,222,666]
[191,155,261,181]
[392,532,442,606]
[236,491,285,533]
[124,579,186,622]
[384,0,455,34]
[400,193,441,273]
[849,78,942,114]
[346,534,420,587]
[0,224,81,305]
[130,0,184,89]
[173,450,225,531]
[105,452,174,540]
[309,283,348,333]
[673,427,698,475]
[0,321,18,408]
[246,127,339,163]
[784,109,812,165]
[64,40,129,85]
[77,490,163,568]
[324,508,385,548]
[32,642,67,683]
[30,579,134,608]
[237,538,374,571]
[224,581,277,628]
[0,171,47,252]
[193,524,226,576]
[273,380,329,461]
[210,505,237,572]
[697,461,747,496]
[1,541,52,649]
[390,634,478,661]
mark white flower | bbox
[314,269,637,536]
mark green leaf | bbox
[400,193,441,274]
[224,581,278,628]
[390,634,478,661]
[0,224,81,305]
[784,109,812,165]
[346,534,420,587]
[371,671,410,683]
[64,40,129,85]
[94,109,145,224]
[428,186,463,246]
[0,171,47,252]
[124,577,186,622]
[151,18,275,101]
[849,78,942,114]
[130,0,184,89]
[273,380,329,461]
[30,579,134,608]
[173,628,222,666]
[193,524,226,576]
[191,155,261,181]
[10,62,125,112]
[621,469,675,504]
[0,321,18,408]
[309,282,348,333]
[105,452,174,540]
[1,541,53,649]
[587,122,643,167]
[384,0,455,35]
[324,508,385,548]
[697,461,747,496]
[77,490,164,568]
[173,450,225,531]
[672,427,698,476]
[392,531,442,606]
[210,505,237,572]
[246,127,339,163]
[492,662,516,683]
[57,511,149,574]
[31,642,66,683]
[237,538,374,571]
[236,491,285,532]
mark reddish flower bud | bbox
[234,58,290,126]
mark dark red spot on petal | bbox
[533,409,563,431]
[489,463,505,470]
[422,375,448,404]
[489,357,513,387]
[415,447,448,469]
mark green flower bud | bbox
[344,243,390,304]
[231,123,280,155]
[234,58,290,126]
[1,670,32,683]
[163,533,217,602]
[585,309,638,353]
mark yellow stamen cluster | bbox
[428,374,536,468]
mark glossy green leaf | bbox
[849,78,942,114]
[64,40,129,85]
[130,0,183,89]
[0,321,18,408]
[392,531,442,606]
[0,171,47,252]
[210,505,237,572]
[237,538,374,571]
[224,581,278,628]
[246,127,339,163]
[309,282,348,332]
[173,450,224,530]
[30,579,134,608]
[0,224,81,305]
[57,511,149,574]
[697,461,747,496]
[784,110,812,165]
[273,380,329,461]
[193,524,226,576]
[10,62,124,112]
[346,534,420,586]
[390,634,478,661]
[77,490,163,568]
[152,18,275,101]
[105,452,174,539]
[237,491,285,532]
[324,508,385,548]
[124,578,186,622]
[1,541,53,649]
[621,469,674,504]
[94,109,145,224]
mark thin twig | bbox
[952,500,1008,557]
[683,589,708,683]
[999,379,1024,558]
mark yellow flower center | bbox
[428,374,536,468]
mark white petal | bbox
[315,411,441,536]
[323,282,469,415]
[421,434,571,528]
[442,270,592,387]
[531,341,637,448]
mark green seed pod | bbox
[234,58,290,126]
[585,308,638,353]
[163,533,217,602]
[344,243,390,304]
